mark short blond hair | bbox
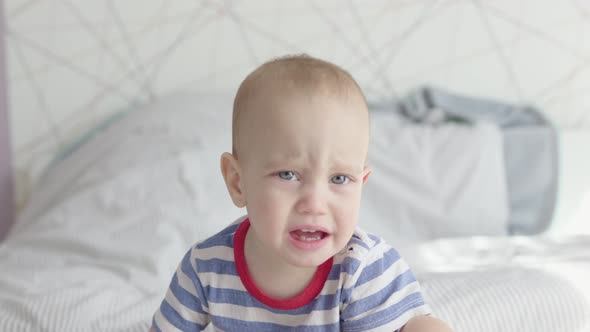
[231,54,366,157]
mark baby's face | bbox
[237,90,370,268]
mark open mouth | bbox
[290,229,328,242]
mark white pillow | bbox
[359,111,509,250]
[15,91,245,240]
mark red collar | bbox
[233,218,333,310]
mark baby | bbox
[151,55,453,331]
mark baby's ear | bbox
[220,152,246,207]
[362,165,371,185]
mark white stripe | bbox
[207,302,340,326]
[319,278,343,295]
[176,263,200,299]
[366,240,395,265]
[199,272,246,291]
[195,245,234,261]
[349,256,409,300]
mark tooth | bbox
[298,235,320,241]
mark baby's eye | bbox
[278,171,298,181]
[330,175,350,185]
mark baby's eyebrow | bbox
[262,158,300,170]
[261,157,362,174]
[330,165,363,175]
[328,156,362,168]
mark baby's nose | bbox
[295,184,327,215]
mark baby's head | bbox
[230,55,368,158]
[221,54,371,267]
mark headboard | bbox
[3,1,590,238]
[0,0,12,240]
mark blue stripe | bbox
[340,286,354,307]
[159,299,208,331]
[342,269,417,319]
[328,257,362,280]
[197,233,234,249]
[349,235,370,250]
[196,258,238,275]
[196,222,240,249]
[212,315,340,332]
[215,222,241,236]
[202,222,240,241]
[204,286,340,314]
[169,274,207,314]
[180,249,209,309]
[330,257,362,305]
[355,248,401,287]
[341,292,426,331]
[327,264,341,280]
[368,233,382,244]
[151,318,161,332]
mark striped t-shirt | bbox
[153,217,431,331]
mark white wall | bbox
[6,1,590,167]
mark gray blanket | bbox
[375,86,558,235]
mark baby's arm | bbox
[151,249,210,332]
[400,315,453,332]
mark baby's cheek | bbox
[250,190,290,220]
[334,197,361,230]
[334,188,362,211]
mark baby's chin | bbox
[283,248,339,268]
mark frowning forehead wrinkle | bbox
[231,54,368,158]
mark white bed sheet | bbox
[407,236,590,331]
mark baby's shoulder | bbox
[185,218,245,268]
[335,227,402,273]
[334,228,409,292]
[194,217,246,251]
[343,227,398,257]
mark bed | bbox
[1,91,589,331]
[2,1,590,331]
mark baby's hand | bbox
[401,316,453,332]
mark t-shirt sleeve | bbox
[152,248,210,332]
[340,244,432,332]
